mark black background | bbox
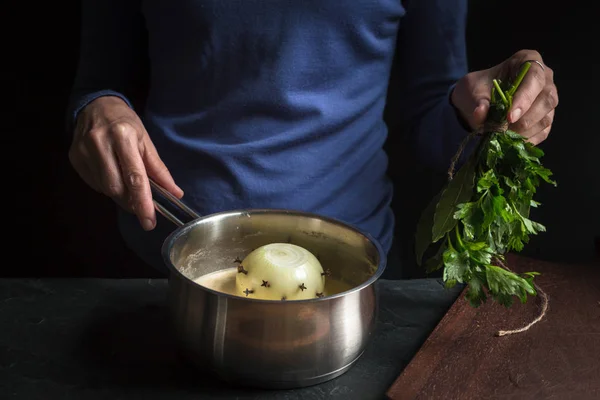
[7,1,599,278]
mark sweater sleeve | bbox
[66,0,146,133]
[390,0,477,171]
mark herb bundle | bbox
[415,62,557,308]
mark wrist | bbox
[87,95,130,109]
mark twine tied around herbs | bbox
[447,123,550,337]
[447,121,508,180]
[493,258,549,337]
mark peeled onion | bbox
[235,243,325,300]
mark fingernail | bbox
[510,108,522,122]
[141,218,155,231]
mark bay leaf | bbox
[423,241,447,273]
[431,155,477,242]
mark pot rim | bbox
[160,208,387,304]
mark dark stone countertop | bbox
[0,278,462,400]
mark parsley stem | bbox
[493,79,508,105]
[506,62,531,97]
[446,235,455,251]
[454,224,465,249]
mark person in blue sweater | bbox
[67,0,558,278]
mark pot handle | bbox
[149,178,201,227]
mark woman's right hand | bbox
[68,96,184,231]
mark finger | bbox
[77,162,102,193]
[68,147,102,193]
[509,59,547,124]
[517,109,554,139]
[112,126,156,231]
[472,101,490,128]
[451,70,495,129]
[141,135,184,198]
[86,128,129,205]
[510,85,557,137]
[527,125,552,146]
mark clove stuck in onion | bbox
[235,243,326,300]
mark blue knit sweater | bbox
[68,0,470,255]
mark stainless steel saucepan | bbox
[150,178,387,389]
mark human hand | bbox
[451,49,558,145]
[68,96,184,231]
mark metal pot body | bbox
[160,208,385,389]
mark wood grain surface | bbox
[386,254,600,400]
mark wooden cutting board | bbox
[386,254,600,400]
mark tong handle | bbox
[149,178,201,227]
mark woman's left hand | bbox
[451,49,559,145]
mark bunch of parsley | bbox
[415,62,557,308]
